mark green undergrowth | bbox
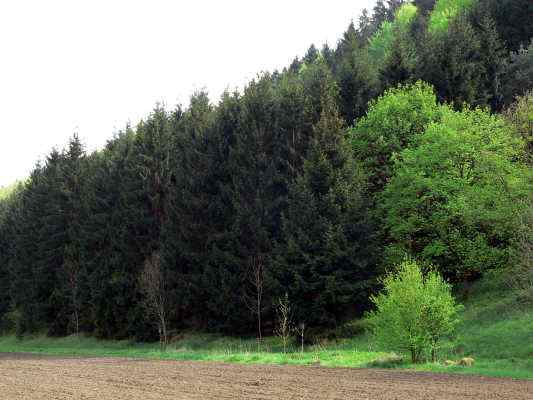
[1,273,531,380]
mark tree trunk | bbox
[431,338,438,362]
[257,295,262,342]
[159,310,168,351]
[73,309,79,336]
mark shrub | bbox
[368,259,462,363]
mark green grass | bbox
[415,360,533,380]
[0,333,386,368]
[414,272,533,379]
[1,273,531,380]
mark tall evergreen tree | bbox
[468,11,508,110]
[419,14,485,107]
[8,151,67,335]
[83,128,154,339]
[380,28,416,89]
[275,89,376,328]
[478,0,533,52]
[501,41,533,106]
[50,134,89,336]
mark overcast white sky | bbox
[0,0,375,186]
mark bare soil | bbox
[0,353,531,399]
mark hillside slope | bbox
[435,274,533,378]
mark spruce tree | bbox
[380,29,416,90]
[275,90,376,327]
[53,134,88,335]
[420,14,485,107]
[479,0,533,52]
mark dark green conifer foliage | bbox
[82,126,159,339]
[501,41,533,106]
[414,0,436,15]
[357,10,375,45]
[419,15,485,107]
[303,44,319,64]
[372,1,401,28]
[276,88,376,327]
[468,10,508,111]
[321,44,335,70]
[379,30,415,90]
[0,186,22,332]
[335,22,359,65]
[160,91,226,330]
[6,149,69,335]
[478,0,533,52]
[50,134,89,336]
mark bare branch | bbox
[139,252,168,351]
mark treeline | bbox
[0,0,531,340]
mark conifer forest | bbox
[0,0,531,344]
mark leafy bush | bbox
[368,259,462,363]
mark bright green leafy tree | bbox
[351,81,443,195]
[380,107,531,280]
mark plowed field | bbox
[0,353,531,399]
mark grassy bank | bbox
[0,333,387,368]
[1,275,531,380]
[424,273,533,380]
